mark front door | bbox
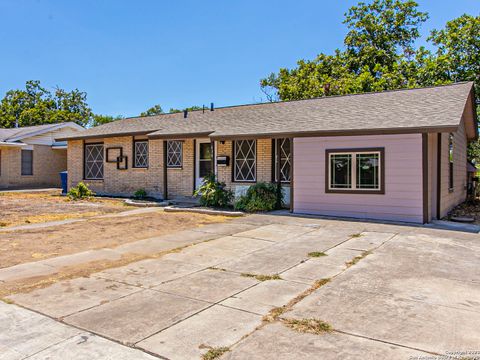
[196,140,213,188]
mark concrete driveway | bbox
[2,213,480,359]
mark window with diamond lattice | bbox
[234,140,256,182]
[84,144,104,180]
[167,141,182,168]
[134,140,149,168]
[274,138,291,183]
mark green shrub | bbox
[194,174,234,208]
[234,182,283,212]
[67,182,94,200]
[134,188,147,199]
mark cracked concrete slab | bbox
[8,277,140,318]
[27,333,157,360]
[234,224,315,242]
[64,289,210,344]
[192,222,257,235]
[334,231,396,251]
[153,269,259,303]
[281,259,346,283]
[0,262,57,282]
[288,281,480,354]
[137,305,261,360]
[223,322,426,360]
[220,279,310,311]
[95,258,205,288]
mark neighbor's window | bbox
[133,140,149,168]
[84,143,104,180]
[21,149,33,176]
[449,133,454,190]
[234,139,256,182]
[166,141,182,168]
[327,149,383,193]
[273,138,291,183]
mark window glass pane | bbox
[199,160,212,177]
[134,141,148,167]
[21,150,33,176]
[274,138,291,182]
[199,143,212,160]
[85,144,104,179]
[330,154,351,188]
[234,140,256,181]
[356,153,379,189]
[167,141,182,168]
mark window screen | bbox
[134,140,149,168]
[167,141,182,168]
[21,150,33,176]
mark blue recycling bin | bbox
[60,171,68,194]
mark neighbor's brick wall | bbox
[0,145,66,188]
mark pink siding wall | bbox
[294,134,424,223]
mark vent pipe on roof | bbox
[210,102,214,111]
[183,110,188,118]
[202,105,205,114]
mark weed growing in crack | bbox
[283,318,333,334]
[241,273,282,281]
[208,267,227,272]
[350,233,362,238]
[345,251,371,268]
[308,251,327,257]
[202,347,230,360]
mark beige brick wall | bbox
[67,136,282,200]
[67,137,195,199]
[0,145,66,188]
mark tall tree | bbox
[169,105,204,113]
[90,114,125,127]
[0,80,93,127]
[140,104,164,117]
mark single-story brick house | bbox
[0,122,84,189]
[59,82,477,224]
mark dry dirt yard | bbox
[0,191,226,268]
[0,190,126,227]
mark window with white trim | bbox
[273,138,291,183]
[234,139,256,182]
[134,140,148,168]
[327,149,383,193]
[84,144,104,180]
[167,141,182,168]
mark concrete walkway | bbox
[2,213,480,359]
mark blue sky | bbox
[0,0,479,117]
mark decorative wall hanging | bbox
[106,147,123,163]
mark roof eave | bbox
[148,131,214,140]
[56,130,153,142]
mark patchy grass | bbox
[208,267,227,272]
[282,318,333,334]
[350,233,363,238]
[241,273,282,281]
[263,278,331,323]
[308,251,327,257]
[201,347,230,360]
[345,251,371,268]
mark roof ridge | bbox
[120,81,473,121]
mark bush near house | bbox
[67,182,94,200]
[133,188,147,199]
[234,182,283,212]
[194,174,234,208]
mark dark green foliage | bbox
[67,182,94,200]
[194,174,234,208]
[140,104,164,117]
[234,182,283,212]
[133,189,147,199]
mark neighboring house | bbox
[0,122,84,189]
[58,82,478,224]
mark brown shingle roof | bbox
[58,82,476,141]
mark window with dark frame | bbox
[273,138,291,183]
[133,140,149,168]
[327,149,383,193]
[21,149,33,176]
[448,133,454,190]
[234,139,256,182]
[84,143,104,180]
[166,141,182,168]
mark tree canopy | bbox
[140,104,164,117]
[260,0,479,161]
